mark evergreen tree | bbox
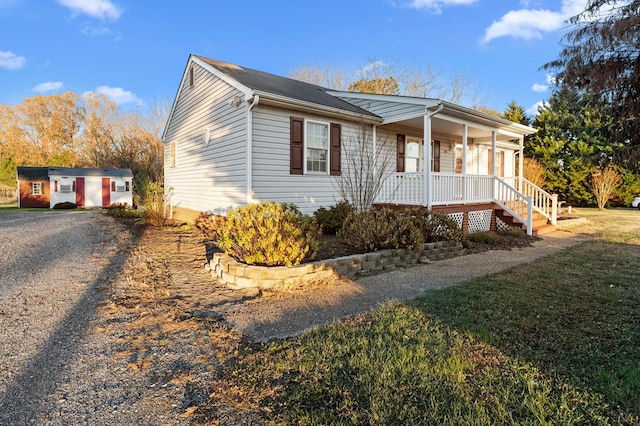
[527,88,619,205]
[502,101,531,126]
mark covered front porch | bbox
[353,96,557,235]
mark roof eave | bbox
[254,90,383,124]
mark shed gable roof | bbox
[17,166,49,180]
[48,167,133,178]
[17,166,133,180]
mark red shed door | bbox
[75,177,85,207]
[102,178,110,207]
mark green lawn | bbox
[212,209,640,424]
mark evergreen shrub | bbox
[215,201,320,267]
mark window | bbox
[111,180,127,192]
[31,182,43,195]
[169,141,176,167]
[306,121,329,173]
[397,136,440,172]
[290,117,341,176]
[488,149,505,177]
[405,139,421,173]
[189,66,194,88]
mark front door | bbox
[75,177,85,207]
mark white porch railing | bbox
[511,177,558,225]
[376,172,544,235]
[378,172,425,205]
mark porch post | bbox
[462,124,468,204]
[491,130,497,177]
[518,135,524,189]
[373,124,377,177]
[424,113,432,208]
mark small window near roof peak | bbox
[189,66,194,88]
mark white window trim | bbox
[405,137,423,173]
[31,182,43,195]
[304,119,331,175]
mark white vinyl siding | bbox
[252,105,379,214]
[163,61,248,215]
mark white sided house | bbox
[163,54,558,235]
[17,166,133,208]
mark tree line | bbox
[0,91,166,199]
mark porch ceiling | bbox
[389,116,512,140]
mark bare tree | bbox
[336,119,394,212]
[591,165,622,209]
[290,59,490,105]
[289,65,347,90]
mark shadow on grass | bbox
[412,240,640,421]
[211,240,639,424]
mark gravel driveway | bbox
[0,211,165,425]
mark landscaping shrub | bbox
[53,201,77,209]
[195,212,226,240]
[338,207,463,252]
[313,201,354,235]
[338,208,424,251]
[141,181,166,227]
[104,203,141,218]
[498,227,527,239]
[466,231,499,245]
[215,201,321,267]
[416,209,464,243]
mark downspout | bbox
[246,93,259,204]
[424,103,444,208]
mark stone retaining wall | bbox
[206,241,464,290]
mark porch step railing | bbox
[493,178,533,235]
[516,178,558,225]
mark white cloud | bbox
[546,73,556,85]
[32,81,64,92]
[531,83,548,92]
[0,50,26,70]
[527,100,546,117]
[90,85,144,106]
[408,0,478,13]
[359,60,388,74]
[57,0,122,21]
[482,0,588,43]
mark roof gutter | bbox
[246,92,259,204]
[253,90,383,124]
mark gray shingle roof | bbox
[195,55,380,119]
[17,166,133,180]
[16,167,49,180]
[47,167,133,178]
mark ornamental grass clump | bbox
[215,201,320,267]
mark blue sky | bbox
[0,0,586,116]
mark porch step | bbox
[531,223,557,236]
[494,207,555,236]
